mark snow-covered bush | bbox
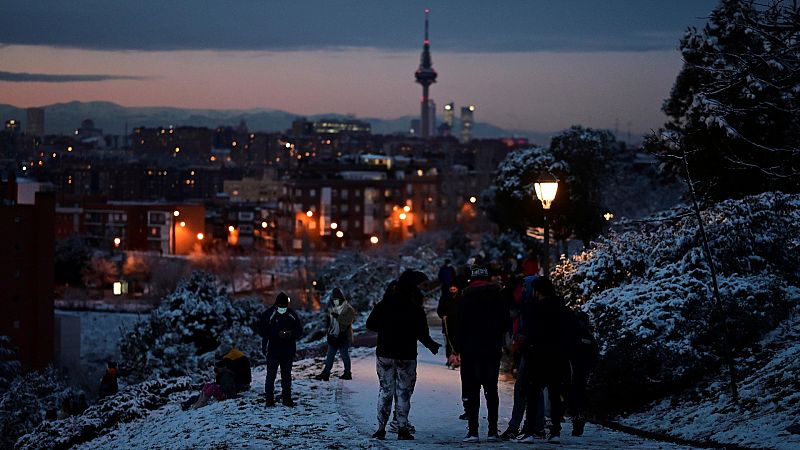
[551,192,800,414]
[16,377,192,450]
[119,271,263,382]
[0,335,20,393]
[308,241,443,343]
[0,367,70,450]
[480,229,537,264]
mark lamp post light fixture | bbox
[113,237,121,248]
[533,176,559,276]
[604,212,614,221]
[171,210,180,255]
[399,212,407,221]
[196,232,204,240]
[336,230,344,238]
[370,236,379,245]
[330,222,338,230]
[469,196,477,204]
[306,210,314,218]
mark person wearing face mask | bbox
[315,287,356,381]
[258,291,304,407]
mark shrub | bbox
[551,192,800,414]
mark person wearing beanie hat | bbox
[452,265,509,443]
[258,291,304,407]
[315,288,357,381]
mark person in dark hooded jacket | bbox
[567,310,598,436]
[258,291,304,407]
[518,277,578,443]
[366,270,441,441]
[452,265,509,443]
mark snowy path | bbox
[340,333,702,449]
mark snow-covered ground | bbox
[342,336,700,449]
[69,334,703,450]
[622,307,800,450]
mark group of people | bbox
[436,259,599,443]
[239,257,598,445]
[257,288,357,407]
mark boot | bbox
[314,372,330,381]
[340,371,352,380]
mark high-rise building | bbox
[26,108,45,136]
[443,102,455,128]
[0,174,55,370]
[461,105,476,143]
[414,9,437,139]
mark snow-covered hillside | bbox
[552,191,800,449]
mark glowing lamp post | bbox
[172,210,180,255]
[533,177,558,276]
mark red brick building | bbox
[0,174,55,369]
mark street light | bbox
[113,237,121,248]
[370,236,379,244]
[533,176,559,276]
[336,230,344,238]
[196,232,204,240]
[172,210,180,255]
[604,212,614,221]
[330,222,338,230]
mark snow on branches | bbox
[119,272,263,383]
[551,191,800,413]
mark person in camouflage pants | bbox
[376,357,417,433]
[366,271,441,440]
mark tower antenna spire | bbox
[424,8,430,43]
[415,8,437,139]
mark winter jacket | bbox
[366,282,438,360]
[98,368,119,399]
[521,295,579,366]
[214,367,238,400]
[326,300,356,344]
[223,348,252,390]
[453,280,509,358]
[258,306,304,359]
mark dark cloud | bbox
[0,71,149,82]
[0,0,718,53]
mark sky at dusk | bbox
[0,0,719,136]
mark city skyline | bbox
[0,1,718,137]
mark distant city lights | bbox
[469,196,477,203]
